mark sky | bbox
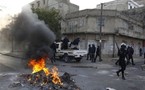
[0,0,113,28]
[0,0,114,13]
[70,0,113,10]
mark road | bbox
[55,58,145,90]
[0,53,145,90]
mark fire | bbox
[51,66,62,85]
[28,57,62,85]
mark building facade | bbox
[96,0,144,11]
[62,9,145,57]
[29,0,79,17]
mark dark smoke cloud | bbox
[12,5,56,59]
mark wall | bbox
[30,0,79,17]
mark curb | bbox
[0,52,25,59]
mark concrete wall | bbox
[96,0,144,11]
[30,0,79,17]
[63,9,145,57]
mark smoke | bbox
[11,5,56,59]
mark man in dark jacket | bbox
[50,42,57,63]
[116,43,127,80]
[126,46,135,65]
[62,37,69,49]
[86,44,91,60]
[90,44,96,62]
[94,46,101,62]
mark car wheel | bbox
[63,54,69,63]
[75,58,82,62]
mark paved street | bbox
[0,53,145,90]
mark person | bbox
[144,48,145,59]
[94,46,102,62]
[62,37,69,49]
[116,43,127,80]
[115,47,121,65]
[50,42,57,63]
[143,47,145,64]
[86,44,91,60]
[70,37,80,49]
[126,46,135,65]
[90,44,96,62]
[139,48,142,56]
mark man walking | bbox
[90,44,96,62]
[94,46,101,62]
[116,43,127,80]
[86,44,91,60]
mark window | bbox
[130,6,132,9]
[43,0,45,4]
[31,4,34,8]
[128,23,134,30]
[37,1,40,7]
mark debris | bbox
[9,82,23,88]
[141,64,145,70]
[106,87,116,90]
[14,72,81,90]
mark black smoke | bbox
[11,6,56,59]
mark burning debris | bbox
[18,71,80,90]
[7,71,81,90]
[8,57,80,90]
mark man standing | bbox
[86,44,91,60]
[90,44,96,62]
[116,43,127,80]
[50,42,57,63]
[127,46,135,65]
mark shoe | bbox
[122,77,126,80]
[132,63,135,65]
[116,71,119,77]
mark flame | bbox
[51,66,63,85]
[28,57,62,85]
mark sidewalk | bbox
[0,51,25,59]
[0,51,145,69]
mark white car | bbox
[55,42,87,63]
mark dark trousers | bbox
[117,64,126,79]
[127,55,134,65]
[86,53,90,60]
[90,53,95,62]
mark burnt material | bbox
[11,72,81,90]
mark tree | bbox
[32,8,62,40]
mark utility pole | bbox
[99,3,103,61]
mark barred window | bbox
[37,1,40,7]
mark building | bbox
[96,0,144,11]
[62,9,145,57]
[29,0,79,17]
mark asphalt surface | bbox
[0,52,145,90]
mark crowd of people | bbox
[86,44,102,62]
[115,43,138,80]
[50,37,145,80]
[86,42,144,80]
